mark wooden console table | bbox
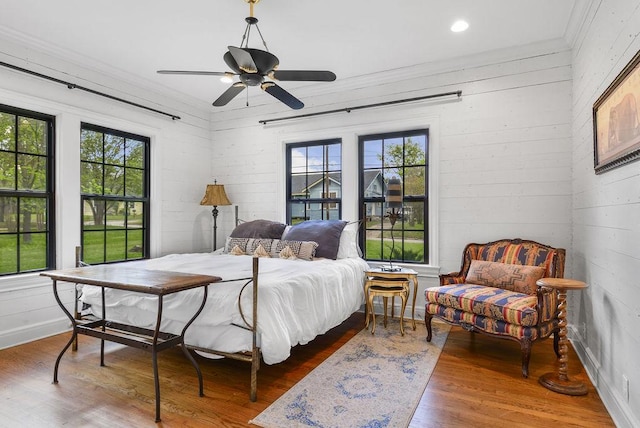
[42,265,221,422]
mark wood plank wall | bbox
[570,0,640,426]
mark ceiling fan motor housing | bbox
[240,73,264,86]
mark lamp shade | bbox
[386,178,402,209]
[200,184,232,206]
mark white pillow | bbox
[337,221,362,259]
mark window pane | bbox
[104,165,124,196]
[84,199,106,229]
[405,135,426,166]
[0,234,18,274]
[0,112,16,151]
[327,144,341,171]
[306,146,323,172]
[404,231,424,262]
[127,229,144,259]
[83,231,104,264]
[403,166,425,197]
[0,197,17,232]
[363,139,382,169]
[81,162,103,194]
[17,116,47,155]
[19,198,46,232]
[105,230,126,262]
[403,201,424,230]
[17,154,47,191]
[80,129,103,162]
[125,168,143,197]
[128,201,144,227]
[0,152,15,189]
[106,201,125,227]
[20,232,47,270]
[383,137,403,167]
[125,139,144,167]
[104,134,125,166]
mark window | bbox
[0,105,55,276]
[286,139,341,224]
[359,129,428,264]
[80,123,149,264]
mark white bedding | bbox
[81,253,368,364]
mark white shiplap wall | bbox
[570,1,640,427]
[0,33,214,348]
[209,40,574,317]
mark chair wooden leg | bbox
[520,338,532,378]
[425,312,433,342]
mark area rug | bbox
[250,319,450,428]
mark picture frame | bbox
[593,49,640,174]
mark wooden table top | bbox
[41,265,221,295]
[536,277,588,290]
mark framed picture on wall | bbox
[593,49,640,174]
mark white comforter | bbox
[81,253,368,364]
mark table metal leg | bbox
[52,279,77,384]
[180,286,209,397]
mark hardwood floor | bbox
[0,313,614,427]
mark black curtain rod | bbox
[259,90,462,125]
[0,61,181,120]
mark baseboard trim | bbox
[0,316,70,350]
[569,325,639,428]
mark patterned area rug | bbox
[250,319,450,428]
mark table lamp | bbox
[383,177,402,272]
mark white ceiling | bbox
[1,0,579,107]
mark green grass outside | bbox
[0,226,144,275]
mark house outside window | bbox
[80,123,149,264]
[359,129,428,264]
[0,105,55,275]
[286,139,341,224]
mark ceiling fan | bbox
[157,0,336,110]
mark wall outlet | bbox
[623,375,630,402]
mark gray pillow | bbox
[229,219,287,239]
[283,220,347,259]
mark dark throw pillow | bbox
[283,220,347,260]
[229,219,287,239]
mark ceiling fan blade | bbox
[157,70,229,76]
[228,46,258,73]
[261,82,304,110]
[212,82,246,106]
[271,70,336,82]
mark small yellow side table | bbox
[364,267,418,334]
[537,277,588,396]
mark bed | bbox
[78,219,368,400]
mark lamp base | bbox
[381,265,402,272]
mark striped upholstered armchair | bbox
[425,238,566,377]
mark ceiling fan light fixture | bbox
[451,20,469,33]
[220,74,234,83]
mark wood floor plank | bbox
[0,314,614,427]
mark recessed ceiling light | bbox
[451,20,469,33]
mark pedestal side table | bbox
[537,277,588,396]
